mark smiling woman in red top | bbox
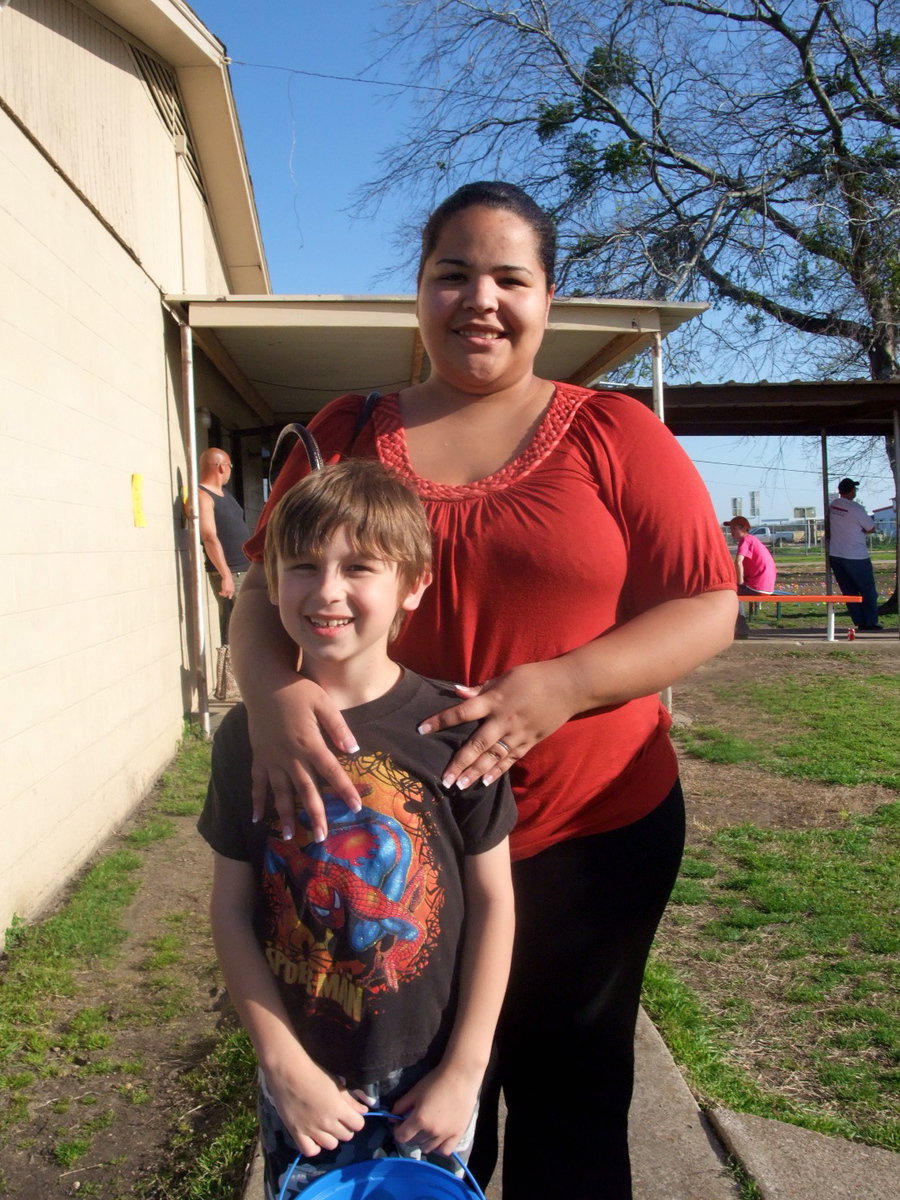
[232,181,736,1200]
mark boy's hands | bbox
[265,1055,368,1158]
[391,1063,481,1158]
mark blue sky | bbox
[190,0,414,294]
[188,1,896,521]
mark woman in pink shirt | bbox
[727,516,777,637]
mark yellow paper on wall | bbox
[131,474,146,527]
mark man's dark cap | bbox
[837,477,860,493]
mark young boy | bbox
[198,459,516,1198]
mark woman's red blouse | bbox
[245,383,735,861]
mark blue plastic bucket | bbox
[287,1155,483,1199]
[276,1111,485,1200]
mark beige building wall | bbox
[0,109,192,934]
[0,0,229,295]
[0,0,260,938]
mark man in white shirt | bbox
[826,478,882,631]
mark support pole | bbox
[181,323,210,737]
[894,408,899,640]
[821,430,832,593]
[821,432,837,641]
[651,331,665,422]
[652,333,673,708]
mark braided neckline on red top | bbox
[375,383,589,499]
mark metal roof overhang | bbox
[627,380,900,437]
[168,294,708,424]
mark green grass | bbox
[154,734,214,817]
[146,930,185,969]
[0,849,142,1073]
[127,815,176,847]
[643,959,780,1113]
[676,728,758,765]
[53,1136,92,1167]
[677,671,900,790]
[0,725,249,1194]
[1,720,259,1199]
[139,1029,258,1200]
[742,676,900,787]
[646,803,900,1149]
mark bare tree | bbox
[370,0,900,383]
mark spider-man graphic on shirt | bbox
[261,750,444,1021]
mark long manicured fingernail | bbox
[456,775,472,790]
[344,740,360,754]
[314,830,326,844]
[282,825,294,841]
[418,722,433,735]
[442,773,457,789]
[481,772,496,786]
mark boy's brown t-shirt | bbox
[199,670,516,1085]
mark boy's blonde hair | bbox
[264,459,433,641]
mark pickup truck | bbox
[749,525,795,547]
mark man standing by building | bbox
[198,447,250,647]
[826,478,883,632]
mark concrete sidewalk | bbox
[630,1010,899,1200]
[240,1007,900,1198]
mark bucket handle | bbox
[267,390,381,489]
[268,422,324,489]
[275,1107,487,1200]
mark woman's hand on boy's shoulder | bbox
[417,659,580,790]
[247,674,363,843]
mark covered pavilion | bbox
[627,378,899,542]
[171,295,900,726]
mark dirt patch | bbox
[672,639,899,838]
[664,640,899,1132]
[678,756,895,838]
[0,800,246,1200]
[1,641,897,1198]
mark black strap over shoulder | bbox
[352,390,381,440]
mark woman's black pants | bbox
[470,780,685,1199]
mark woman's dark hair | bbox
[417,181,556,288]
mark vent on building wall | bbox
[130,45,206,200]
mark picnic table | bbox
[745,593,862,641]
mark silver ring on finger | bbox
[495,739,511,755]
